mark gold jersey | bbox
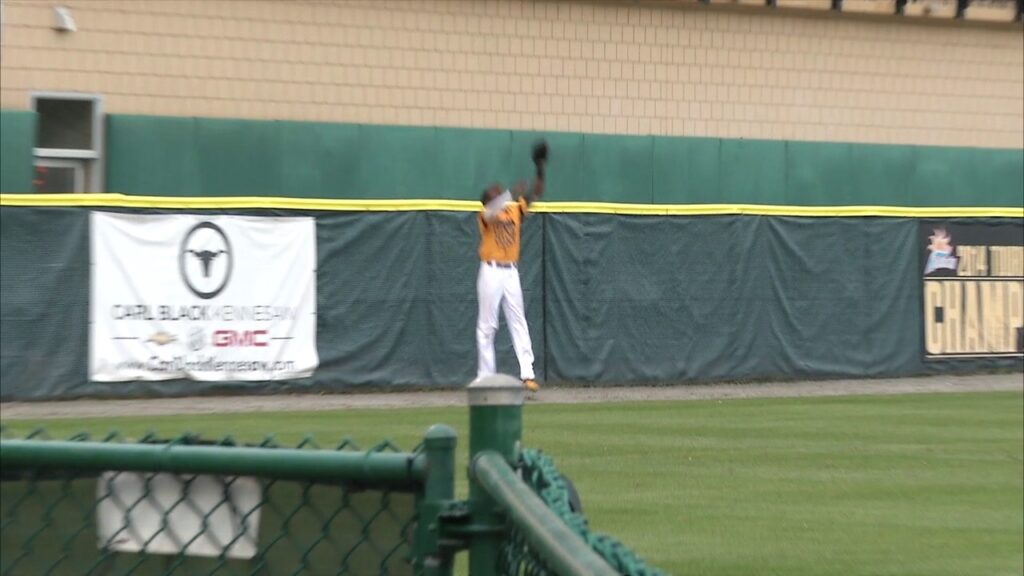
[478,197,529,263]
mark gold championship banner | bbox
[921,222,1024,359]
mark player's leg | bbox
[476,263,504,379]
[501,268,536,383]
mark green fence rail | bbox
[0,430,442,576]
[0,376,666,576]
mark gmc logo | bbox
[213,330,269,348]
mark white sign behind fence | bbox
[90,212,318,381]
[96,472,263,559]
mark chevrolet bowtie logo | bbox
[146,332,177,346]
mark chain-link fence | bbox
[0,430,425,576]
[2,379,667,576]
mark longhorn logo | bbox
[179,221,233,299]
[187,249,228,278]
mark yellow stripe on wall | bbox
[530,202,1024,218]
[0,194,477,212]
[1,193,1022,218]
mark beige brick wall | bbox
[1,0,1021,148]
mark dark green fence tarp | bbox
[544,215,926,382]
[314,210,544,388]
[0,206,1020,400]
[0,207,89,398]
[0,207,542,400]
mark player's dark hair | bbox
[480,189,490,204]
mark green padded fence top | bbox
[0,113,993,207]
[0,111,35,194]
[499,449,667,576]
[2,110,1022,208]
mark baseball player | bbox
[475,141,548,392]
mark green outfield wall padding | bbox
[652,136,721,205]
[847,143,914,206]
[1,206,1019,400]
[278,121,360,198]
[720,139,788,205]
[785,141,852,205]
[580,133,654,203]
[987,148,1024,206]
[197,118,284,196]
[104,115,202,195]
[86,114,1024,207]
[354,125,440,199]
[436,127,513,198]
[0,110,36,194]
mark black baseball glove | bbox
[532,139,548,177]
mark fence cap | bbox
[467,374,525,407]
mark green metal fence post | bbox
[467,374,525,576]
[415,424,457,576]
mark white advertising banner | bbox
[90,212,318,381]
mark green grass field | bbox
[3,391,1022,576]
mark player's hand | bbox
[512,181,527,196]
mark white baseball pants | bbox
[476,262,535,381]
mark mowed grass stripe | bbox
[3,391,1021,576]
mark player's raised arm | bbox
[531,140,547,202]
[515,140,548,205]
[511,178,542,207]
[527,174,544,202]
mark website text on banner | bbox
[89,212,318,381]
